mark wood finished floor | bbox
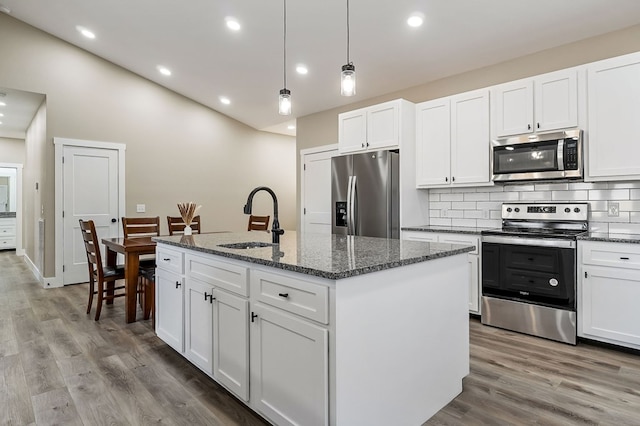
[1,250,639,425]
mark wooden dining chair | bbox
[122,216,160,312]
[79,219,126,321]
[167,215,201,236]
[248,215,270,231]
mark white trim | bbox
[299,144,338,234]
[0,162,24,255]
[54,137,126,287]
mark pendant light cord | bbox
[283,0,287,88]
[346,0,350,64]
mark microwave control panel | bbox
[563,139,579,170]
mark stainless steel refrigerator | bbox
[331,150,399,238]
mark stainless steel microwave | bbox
[491,129,583,183]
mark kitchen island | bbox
[153,231,473,426]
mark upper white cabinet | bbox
[338,99,413,154]
[416,89,490,188]
[493,69,578,137]
[586,51,640,181]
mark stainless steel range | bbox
[481,202,589,345]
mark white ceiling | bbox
[2,0,640,137]
[0,87,45,139]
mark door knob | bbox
[111,218,117,223]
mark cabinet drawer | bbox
[438,235,479,255]
[0,225,15,237]
[582,242,640,270]
[186,253,248,297]
[0,236,16,249]
[402,231,438,243]
[156,245,184,274]
[251,270,329,324]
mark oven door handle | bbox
[482,235,576,249]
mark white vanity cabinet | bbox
[338,99,414,154]
[586,51,640,181]
[578,241,640,350]
[0,217,16,250]
[155,245,185,353]
[402,231,480,314]
[249,269,330,426]
[184,253,250,401]
[492,68,578,137]
[416,89,490,188]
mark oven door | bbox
[482,237,576,310]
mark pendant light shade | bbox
[341,0,356,96]
[278,0,291,115]
[278,88,291,115]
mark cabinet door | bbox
[587,52,640,179]
[415,99,451,187]
[366,100,399,150]
[338,109,367,154]
[213,289,249,401]
[535,70,578,132]
[184,278,214,375]
[155,268,184,353]
[580,266,640,348]
[451,90,490,185]
[494,79,534,137]
[250,304,328,426]
[468,255,480,313]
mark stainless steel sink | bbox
[217,241,276,249]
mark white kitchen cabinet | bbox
[416,89,490,188]
[0,217,16,250]
[184,277,214,374]
[402,231,480,314]
[338,99,413,154]
[586,51,640,181]
[493,69,578,137]
[155,268,185,353]
[250,302,328,426]
[579,241,640,350]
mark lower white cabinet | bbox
[155,268,185,353]
[184,277,215,373]
[403,231,480,314]
[0,217,16,250]
[579,241,640,350]
[250,303,329,426]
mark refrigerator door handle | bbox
[351,175,358,235]
[346,176,354,235]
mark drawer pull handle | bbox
[163,258,171,261]
[251,312,258,323]
[620,257,630,260]
[175,281,181,288]
[278,292,289,298]
[204,292,209,301]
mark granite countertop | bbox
[153,231,474,280]
[0,212,16,218]
[578,232,640,244]
[401,225,498,235]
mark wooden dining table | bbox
[102,236,156,323]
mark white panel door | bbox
[302,149,335,234]
[250,303,328,426]
[366,100,399,150]
[415,99,451,187]
[185,277,214,375]
[213,289,249,401]
[155,269,185,353]
[451,89,490,185]
[494,79,534,137]
[338,109,366,153]
[63,145,120,284]
[535,69,578,132]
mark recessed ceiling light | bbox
[407,12,424,28]
[0,122,3,125]
[219,96,231,105]
[157,65,172,76]
[76,25,96,39]
[296,65,308,75]
[0,102,5,107]
[0,113,4,117]
[225,17,241,31]
[287,125,296,130]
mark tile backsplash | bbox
[428,181,640,233]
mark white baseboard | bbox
[23,254,62,288]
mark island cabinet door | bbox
[155,268,184,353]
[185,277,214,375]
[250,303,329,426]
[213,288,249,401]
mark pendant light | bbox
[341,0,356,96]
[278,0,291,115]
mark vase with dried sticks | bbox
[177,202,201,235]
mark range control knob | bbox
[574,207,581,213]
[506,207,512,212]
[514,207,520,213]
[565,208,571,213]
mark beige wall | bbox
[296,24,640,226]
[0,14,296,278]
[0,137,25,163]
